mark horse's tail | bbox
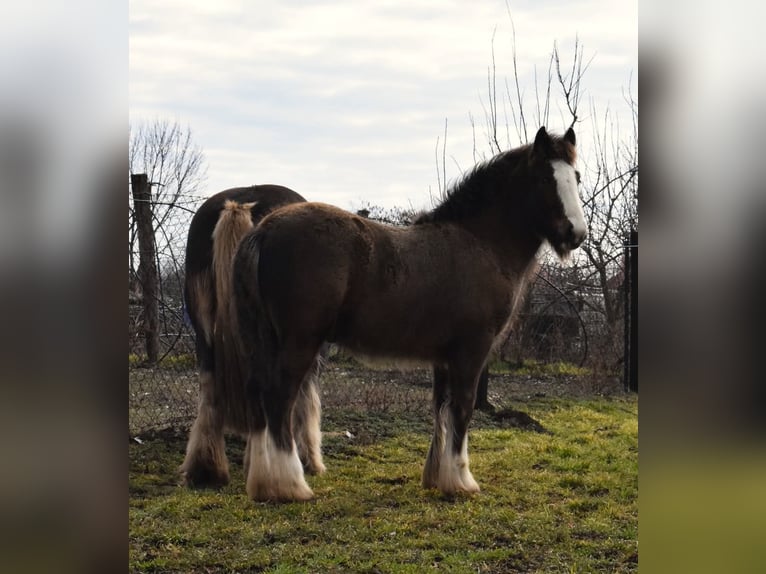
[211,200,257,430]
[230,228,280,432]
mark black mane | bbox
[414,145,531,225]
[415,132,576,226]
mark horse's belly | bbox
[331,298,476,363]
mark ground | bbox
[129,361,638,573]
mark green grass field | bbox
[130,378,637,573]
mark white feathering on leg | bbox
[245,430,314,502]
[435,409,480,495]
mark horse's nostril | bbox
[563,222,575,243]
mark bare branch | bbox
[433,118,449,201]
[510,18,527,141]
[442,118,447,196]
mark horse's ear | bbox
[533,126,550,157]
[564,127,576,146]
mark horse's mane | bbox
[415,134,575,225]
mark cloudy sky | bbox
[130,0,636,212]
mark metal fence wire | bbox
[129,182,633,434]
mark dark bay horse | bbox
[180,184,326,488]
[228,127,586,501]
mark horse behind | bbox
[229,126,587,501]
[180,184,326,489]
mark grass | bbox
[130,353,197,369]
[488,358,593,377]
[130,395,637,573]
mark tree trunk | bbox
[131,173,159,364]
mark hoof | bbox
[438,477,481,496]
[246,480,314,503]
[245,431,315,502]
[304,459,327,476]
[179,462,230,489]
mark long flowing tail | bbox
[211,200,257,430]
[230,227,279,432]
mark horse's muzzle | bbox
[560,220,587,250]
[569,227,587,249]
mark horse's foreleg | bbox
[180,369,230,488]
[434,357,485,495]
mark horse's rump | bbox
[183,185,307,431]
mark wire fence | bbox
[129,183,634,434]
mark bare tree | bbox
[574,87,638,367]
[129,119,207,361]
[129,118,207,231]
[437,21,637,374]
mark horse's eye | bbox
[575,170,581,184]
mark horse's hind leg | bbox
[423,366,449,489]
[295,345,330,474]
[180,332,230,488]
[180,273,230,487]
[245,341,318,502]
[293,369,326,475]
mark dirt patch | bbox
[129,361,630,435]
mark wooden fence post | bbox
[624,229,638,392]
[131,173,160,364]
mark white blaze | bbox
[551,160,587,239]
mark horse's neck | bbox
[460,211,542,277]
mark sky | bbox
[130,0,637,213]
